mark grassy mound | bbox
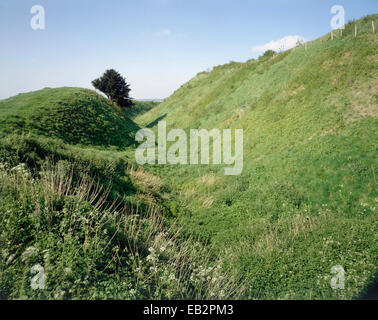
[134,14,378,299]
[0,87,139,148]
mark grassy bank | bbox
[0,14,377,299]
[134,14,378,299]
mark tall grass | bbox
[0,159,244,299]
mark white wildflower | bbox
[169,273,176,281]
[54,290,65,299]
[64,267,72,275]
[21,246,39,262]
[129,289,136,296]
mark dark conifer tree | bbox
[92,69,133,109]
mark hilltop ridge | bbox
[133,14,378,299]
[0,87,138,148]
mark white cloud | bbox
[155,29,171,37]
[252,35,306,53]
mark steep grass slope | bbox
[134,15,378,299]
[0,87,138,148]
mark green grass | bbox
[123,100,160,120]
[0,87,138,148]
[0,133,244,299]
[134,14,378,299]
[0,89,242,299]
[0,152,241,299]
[0,14,377,300]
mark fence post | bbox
[373,21,375,33]
[331,31,334,40]
[355,24,357,37]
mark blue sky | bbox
[0,0,377,99]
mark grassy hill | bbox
[134,14,378,299]
[0,87,138,148]
[0,89,239,299]
[0,14,376,300]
